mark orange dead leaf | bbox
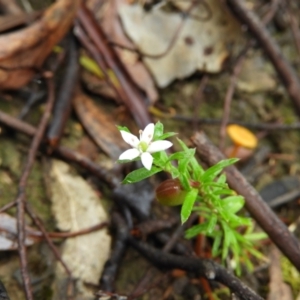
[0,0,80,89]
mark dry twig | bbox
[15,79,55,300]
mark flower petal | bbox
[141,152,153,170]
[147,140,173,153]
[119,148,140,161]
[120,131,139,147]
[141,123,154,145]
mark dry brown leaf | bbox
[81,68,117,100]
[86,0,158,103]
[73,91,128,160]
[119,0,244,87]
[0,10,42,33]
[50,160,111,299]
[0,0,23,14]
[0,0,80,89]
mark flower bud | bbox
[155,179,187,206]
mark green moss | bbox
[281,256,300,297]
[60,119,84,149]
[0,171,17,208]
[0,136,53,227]
[0,139,22,176]
[27,162,54,228]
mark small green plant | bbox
[118,122,264,274]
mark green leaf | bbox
[244,232,268,241]
[168,149,195,162]
[212,232,222,257]
[192,206,211,214]
[212,189,235,196]
[177,138,204,179]
[220,196,245,213]
[181,188,198,223]
[228,214,252,228]
[217,174,227,184]
[179,173,191,191]
[221,222,232,260]
[152,151,169,167]
[122,166,161,184]
[201,182,229,190]
[176,150,195,184]
[117,126,130,133]
[185,223,209,238]
[156,132,177,140]
[207,214,218,234]
[247,247,266,260]
[219,208,251,227]
[201,158,239,182]
[170,166,180,178]
[243,255,255,273]
[153,121,164,140]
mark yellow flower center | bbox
[138,141,148,152]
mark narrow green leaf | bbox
[181,188,198,223]
[117,126,130,133]
[243,256,254,273]
[153,121,164,140]
[247,247,266,260]
[122,166,161,184]
[156,132,177,140]
[185,223,209,238]
[244,232,268,241]
[220,196,245,213]
[152,151,169,167]
[177,138,204,179]
[212,232,222,257]
[213,189,235,196]
[201,158,239,182]
[217,174,227,184]
[178,151,195,172]
[168,149,195,162]
[207,214,218,234]
[179,173,191,191]
[170,166,180,178]
[176,138,188,150]
[230,236,242,275]
[201,182,229,190]
[228,214,252,228]
[221,221,232,260]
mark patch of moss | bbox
[0,139,22,177]
[281,256,300,298]
[60,119,84,149]
[27,161,54,228]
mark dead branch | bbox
[15,78,55,300]
[76,3,152,128]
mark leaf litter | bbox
[49,160,111,299]
[0,0,300,299]
[119,0,245,87]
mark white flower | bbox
[119,123,173,170]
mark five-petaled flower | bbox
[119,123,173,170]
